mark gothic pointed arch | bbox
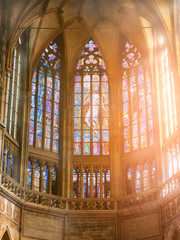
[73,39,110,156]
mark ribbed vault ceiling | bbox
[5,0,173,79]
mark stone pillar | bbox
[40,162,44,192]
[31,161,36,190]
[100,166,103,198]
[8,153,12,176]
[80,167,84,198]
[90,167,94,198]
[3,148,8,173]
[48,166,53,194]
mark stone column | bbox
[90,167,94,198]
[40,162,44,192]
[48,166,53,194]
[80,167,84,198]
[100,166,103,198]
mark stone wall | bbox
[66,215,116,240]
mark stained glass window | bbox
[51,167,57,194]
[73,39,110,156]
[29,36,63,152]
[43,165,48,193]
[151,161,156,187]
[135,165,141,193]
[27,161,32,189]
[165,140,180,179]
[122,41,154,153]
[5,39,21,139]
[34,163,40,191]
[161,48,177,140]
[126,167,132,194]
[143,163,149,191]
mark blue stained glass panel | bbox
[45,125,51,138]
[92,94,99,105]
[74,118,81,129]
[38,85,44,98]
[74,143,81,155]
[93,130,100,142]
[46,88,52,100]
[102,118,109,129]
[102,82,108,94]
[140,122,146,135]
[123,90,128,102]
[83,82,90,93]
[45,112,51,125]
[123,114,129,126]
[83,143,90,155]
[53,140,59,152]
[74,94,81,105]
[147,95,152,107]
[124,127,130,140]
[36,122,43,136]
[30,108,35,120]
[84,75,90,82]
[74,131,81,142]
[74,106,81,117]
[92,82,99,92]
[46,100,52,113]
[141,135,147,148]
[102,143,109,155]
[54,114,59,127]
[75,74,81,82]
[37,110,43,123]
[37,97,44,110]
[31,96,35,108]
[33,71,37,83]
[102,130,109,142]
[32,83,36,95]
[47,76,52,88]
[54,103,59,115]
[102,94,109,106]
[92,118,100,129]
[93,143,100,155]
[54,91,60,102]
[74,82,81,93]
[53,128,59,140]
[54,79,60,90]
[83,131,90,142]
[102,73,108,81]
[83,118,91,129]
[29,134,34,145]
[45,138,51,149]
[29,120,34,133]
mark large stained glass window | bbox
[122,42,154,153]
[29,36,62,152]
[161,48,177,141]
[165,140,180,179]
[5,39,21,139]
[73,39,110,156]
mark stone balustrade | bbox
[1,170,180,213]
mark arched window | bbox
[5,38,21,139]
[34,163,40,191]
[160,48,177,140]
[135,165,141,193]
[151,161,156,187]
[29,36,63,152]
[143,163,149,191]
[126,167,132,194]
[27,161,32,189]
[73,39,110,156]
[43,165,48,193]
[122,41,153,153]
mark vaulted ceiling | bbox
[5,0,174,79]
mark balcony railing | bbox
[1,171,180,213]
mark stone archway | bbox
[0,228,12,240]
